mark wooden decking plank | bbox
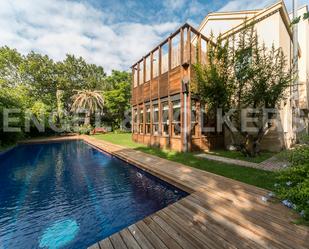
[160,207,227,249]
[171,201,261,249]
[136,220,170,249]
[192,190,309,243]
[119,229,142,249]
[109,233,128,249]
[88,243,101,249]
[128,224,156,249]
[99,238,114,249]
[162,204,238,249]
[183,198,290,249]
[194,188,301,226]
[142,217,183,249]
[150,214,200,249]
[187,194,307,249]
[179,198,274,248]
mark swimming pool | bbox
[0,140,187,249]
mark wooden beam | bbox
[137,63,140,86]
[143,57,146,84]
[168,38,172,71]
[131,23,212,68]
[198,34,202,63]
[187,26,191,64]
[180,28,184,65]
[150,52,153,81]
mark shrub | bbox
[275,145,309,221]
[76,125,92,135]
[299,134,309,145]
[287,145,309,166]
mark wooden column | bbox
[158,46,162,135]
[180,28,184,65]
[198,34,202,63]
[187,27,192,151]
[187,27,191,64]
[143,57,146,86]
[137,63,140,86]
[150,52,153,137]
[168,38,172,147]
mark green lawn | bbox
[206,149,275,163]
[92,133,277,190]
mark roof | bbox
[197,0,292,39]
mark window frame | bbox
[161,101,169,136]
[172,100,181,137]
[152,104,159,135]
[145,105,151,135]
[139,106,144,134]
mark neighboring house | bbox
[291,5,309,123]
[131,0,309,152]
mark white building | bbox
[196,0,309,151]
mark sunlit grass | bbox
[93,133,277,190]
[206,149,275,163]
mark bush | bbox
[287,145,309,166]
[75,125,92,135]
[299,134,309,145]
[275,145,309,221]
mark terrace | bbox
[131,23,209,103]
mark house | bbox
[130,0,309,152]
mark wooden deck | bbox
[20,136,309,249]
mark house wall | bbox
[199,12,257,37]
[296,6,309,111]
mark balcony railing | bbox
[132,23,210,88]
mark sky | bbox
[0,0,307,73]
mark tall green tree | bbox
[0,47,30,145]
[56,55,106,110]
[104,70,131,130]
[192,26,292,156]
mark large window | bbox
[145,106,151,134]
[191,101,198,136]
[152,104,159,135]
[139,107,144,134]
[162,102,169,136]
[133,108,138,133]
[172,100,181,136]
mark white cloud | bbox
[219,0,309,12]
[0,0,180,73]
[219,0,275,11]
[163,0,187,11]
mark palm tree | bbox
[71,90,104,125]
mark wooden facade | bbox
[131,23,224,152]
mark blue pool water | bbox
[0,141,187,249]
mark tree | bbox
[56,55,106,110]
[104,70,131,130]
[21,51,57,107]
[71,90,104,125]
[290,11,309,25]
[192,33,233,112]
[192,26,292,157]
[0,46,111,145]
